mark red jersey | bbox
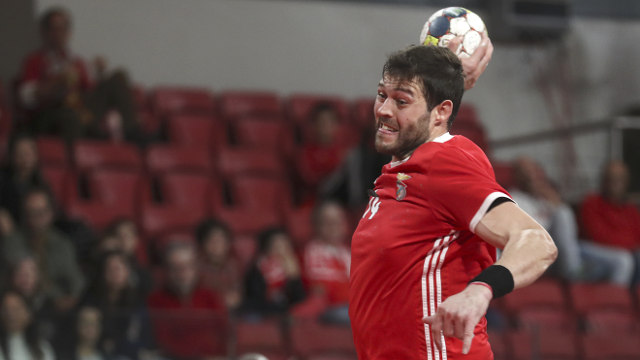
[349,133,510,360]
[304,240,351,304]
[580,194,640,250]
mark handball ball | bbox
[419,7,487,58]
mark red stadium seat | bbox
[227,175,292,212]
[287,94,350,126]
[508,329,579,360]
[233,116,294,153]
[235,320,286,357]
[285,206,314,249]
[36,137,67,167]
[569,283,635,315]
[41,166,72,207]
[218,148,285,177]
[583,311,640,333]
[74,141,142,171]
[158,173,212,217]
[146,145,212,174]
[167,114,224,150]
[502,279,567,314]
[516,308,576,331]
[219,91,282,120]
[67,169,144,228]
[581,332,640,359]
[141,205,203,238]
[216,207,282,237]
[150,86,216,117]
[290,319,356,359]
[352,98,375,130]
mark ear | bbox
[430,100,453,129]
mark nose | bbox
[375,97,394,119]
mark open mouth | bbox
[377,122,398,134]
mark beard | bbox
[374,112,431,160]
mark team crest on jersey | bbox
[396,173,411,201]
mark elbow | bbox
[543,232,558,266]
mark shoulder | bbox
[581,193,602,206]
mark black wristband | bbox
[469,265,514,299]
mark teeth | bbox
[380,124,396,132]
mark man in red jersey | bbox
[349,45,558,360]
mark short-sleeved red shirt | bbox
[349,133,510,360]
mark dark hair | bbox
[39,6,71,31]
[84,250,139,310]
[310,102,338,123]
[383,45,464,129]
[195,218,232,248]
[0,291,44,360]
[105,217,135,237]
[256,227,289,255]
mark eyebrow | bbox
[377,81,415,96]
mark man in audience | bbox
[17,6,141,143]
[297,103,348,203]
[581,160,640,285]
[510,157,634,285]
[303,201,351,324]
[147,241,227,360]
[2,187,84,312]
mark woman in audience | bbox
[104,219,152,296]
[242,228,305,316]
[195,218,241,310]
[0,134,51,233]
[68,307,105,360]
[0,291,55,360]
[82,251,154,360]
[7,256,56,340]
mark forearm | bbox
[495,227,557,289]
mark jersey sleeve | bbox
[425,147,511,233]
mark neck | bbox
[391,129,449,163]
[77,342,97,355]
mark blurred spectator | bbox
[147,242,227,360]
[68,306,105,360]
[103,219,152,296]
[82,251,155,360]
[581,160,640,284]
[0,291,55,360]
[297,103,347,202]
[2,187,84,312]
[17,7,141,143]
[0,134,51,233]
[195,219,241,310]
[6,256,56,340]
[303,201,350,324]
[242,228,305,316]
[320,125,389,211]
[510,157,634,285]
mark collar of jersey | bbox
[389,132,454,168]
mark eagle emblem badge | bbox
[396,173,411,201]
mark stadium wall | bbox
[34,0,640,197]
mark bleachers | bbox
[9,83,640,359]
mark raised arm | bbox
[424,201,557,354]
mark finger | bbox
[471,39,493,79]
[461,319,476,355]
[422,315,435,324]
[427,313,443,351]
[446,36,462,54]
[454,315,466,339]
[432,325,443,352]
[442,313,455,337]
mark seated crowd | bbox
[0,5,638,360]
